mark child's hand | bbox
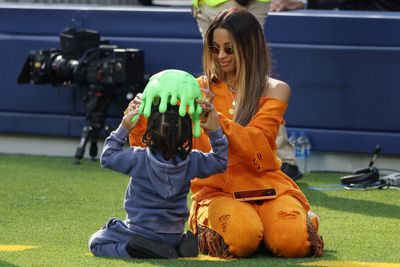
[124,93,142,115]
[122,93,142,130]
[196,99,220,132]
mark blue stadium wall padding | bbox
[266,10,400,47]
[1,4,400,155]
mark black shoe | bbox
[281,163,303,181]
[126,234,178,259]
[177,231,198,257]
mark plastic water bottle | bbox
[296,132,311,174]
[288,131,298,160]
[288,131,297,147]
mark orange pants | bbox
[192,194,311,258]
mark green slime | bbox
[131,69,203,137]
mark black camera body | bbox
[18,29,144,93]
[17,29,146,162]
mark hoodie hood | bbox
[145,147,191,199]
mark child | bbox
[88,73,228,259]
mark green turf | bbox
[0,154,399,267]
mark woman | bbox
[188,9,323,258]
[194,0,303,183]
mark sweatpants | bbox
[88,218,182,258]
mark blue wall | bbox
[265,10,400,155]
[1,5,400,155]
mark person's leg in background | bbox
[245,0,270,30]
[194,0,270,38]
[276,125,303,180]
[194,1,234,39]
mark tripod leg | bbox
[89,134,98,161]
[75,125,91,164]
[77,86,113,163]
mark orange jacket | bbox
[189,78,309,210]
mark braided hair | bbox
[142,103,193,165]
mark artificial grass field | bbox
[0,153,399,267]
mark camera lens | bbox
[50,54,79,83]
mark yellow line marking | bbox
[85,252,233,261]
[300,261,400,267]
[0,245,38,251]
[86,253,234,261]
[179,254,235,261]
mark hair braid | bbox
[142,104,193,165]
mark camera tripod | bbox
[74,86,113,164]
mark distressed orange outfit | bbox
[189,78,315,258]
[129,77,318,258]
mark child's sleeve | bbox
[218,98,287,172]
[100,124,138,175]
[189,128,228,178]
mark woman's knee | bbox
[264,210,310,257]
[206,197,264,257]
[259,194,312,257]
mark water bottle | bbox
[288,131,297,147]
[288,131,298,160]
[296,132,311,174]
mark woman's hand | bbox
[199,76,215,102]
[197,99,220,132]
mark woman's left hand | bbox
[197,99,220,132]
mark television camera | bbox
[17,29,146,162]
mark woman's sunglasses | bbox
[209,46,234,55]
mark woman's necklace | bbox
[227,84,237,115]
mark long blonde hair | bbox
[203,9,271,126]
